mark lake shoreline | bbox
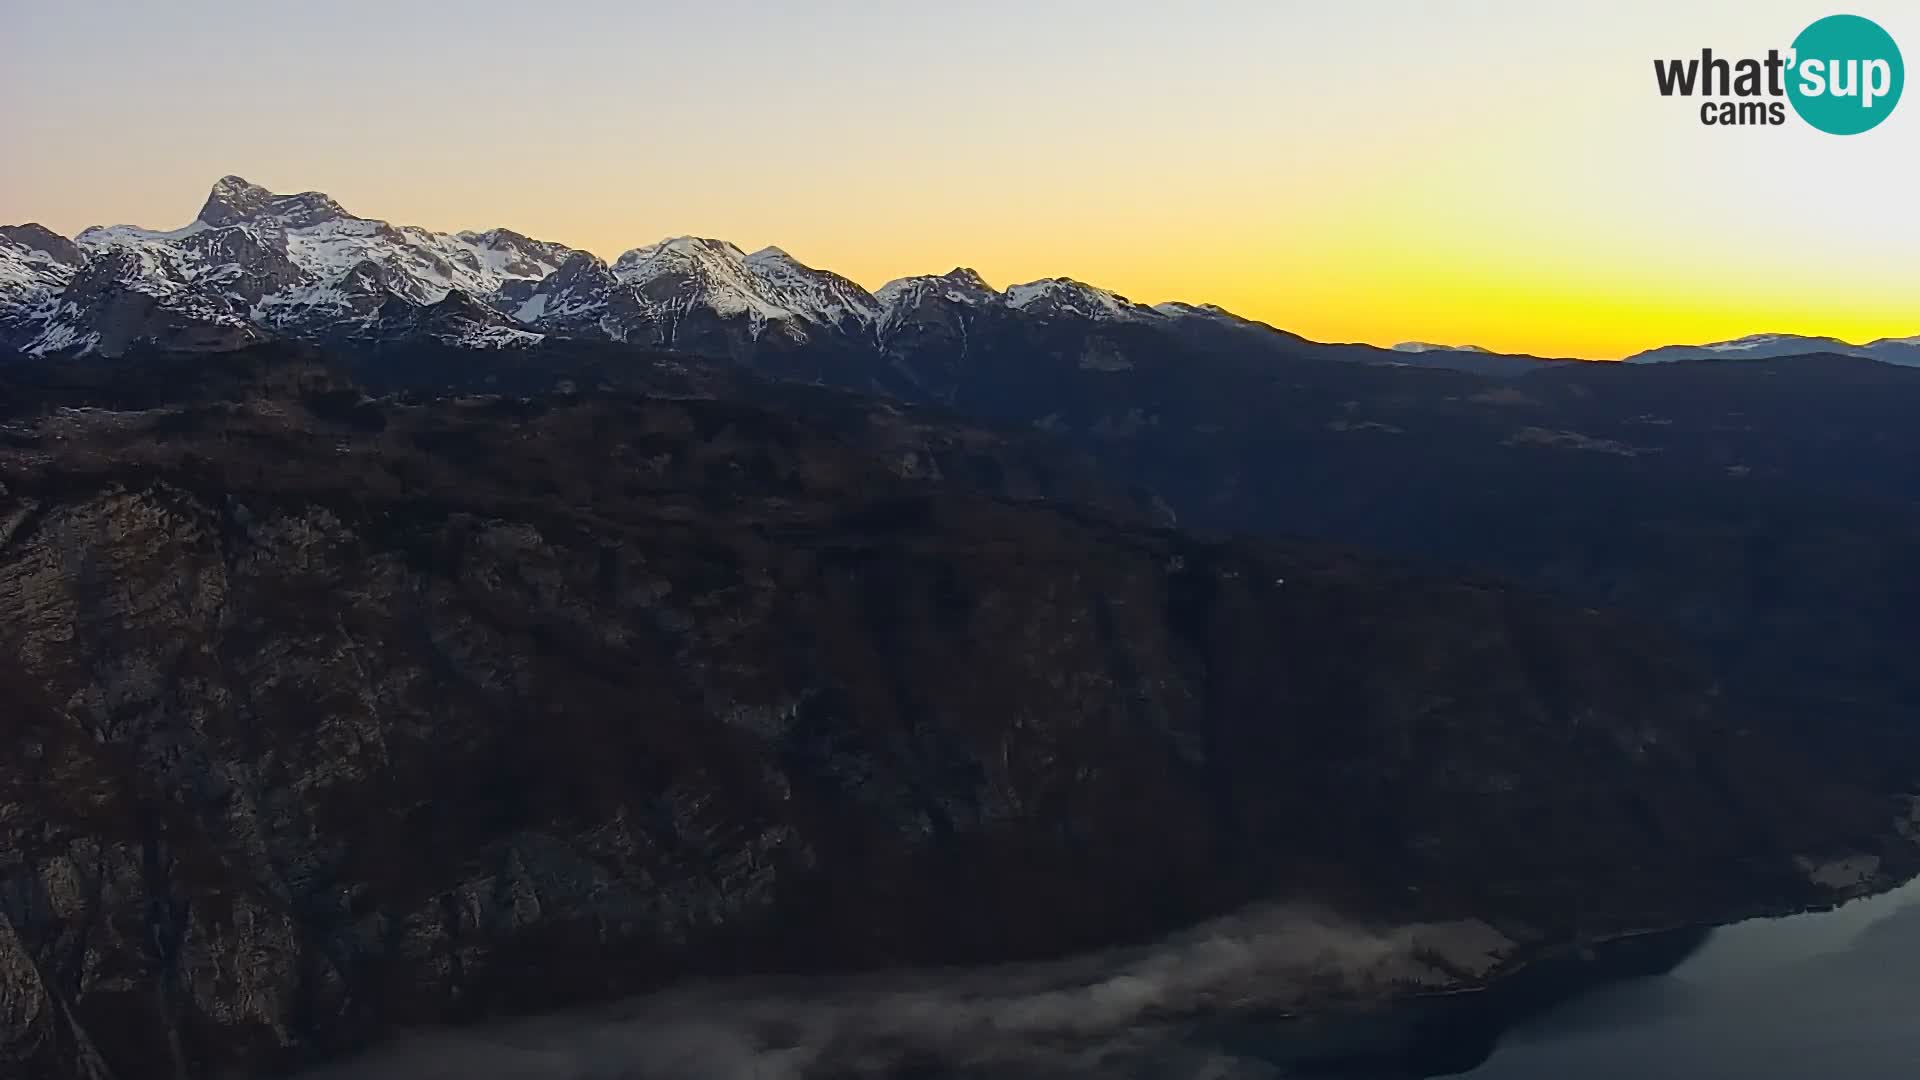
[1232,861,1920,1078]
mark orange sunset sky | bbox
[3,0,1915,359]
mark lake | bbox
[1445,876,1920,1079]
[307,879,1920,1079]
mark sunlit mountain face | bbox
[6,184,1920,1077]
[8,179,1915,371]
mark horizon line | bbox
[8,175,1915,364]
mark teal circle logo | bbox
[1788,15,1904,134]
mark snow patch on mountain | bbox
[22,320,100,357]
[1151,301,1245,322]
[1702,334,1791,352]
[1004,278,1163,323]
[456,324,546,349]
[506,253,617,330]
[75,220,215,249]
[1624,334,1874,364]
[876,268,999,309]
[92,179,570,309]
[742,246,879,327]
[1392,342,1492,354]
[271,217,569,307]
[9,177,584,354]
[513,293,550,324]
[611,237,879,339]
[874,268,1001,337]
[6,175,1269,359]
[615,237,785,325]
[0,229,79,332]
[19,174,1901,373]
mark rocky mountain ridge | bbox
[1,178,1545,370]
[1625,332,1920,367]
[10,179,1916,374]
[2,347,1915,1078]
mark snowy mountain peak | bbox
[1706,333,1792,350]
[613,237,753,295]
[10,179,1227,359]
[448,227,579,281]
[191,175,353,231]
[457,227,523,246]
[3,177,599,356]
[1392,342,1491,354]
[1003,277,1160,322]
[535,250,614,292]
[0,224,82,267]
[0,225,82,340]
[738,246,878,325]
[942,267,994,291]
[1862,335,1920,368]
[876,267,998,306]
[1151,301,1250,323]
[1623,333,1870,364]
[197,175,278,225]
[613,236,747,275]
[872,268,1003,338]
[609,237,877,334]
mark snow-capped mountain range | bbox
[1624,333,1920,367]
[1390,342,1491,355]
[0,177,1245,359]
[5,178,1913,371]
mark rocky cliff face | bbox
[0,355,1914,1078]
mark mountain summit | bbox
[1624,333,1920,367]
[0,178,1272,362]
[9,176,1904,372]
[196,174,279,225]
[192,174,354,230]
[1392,341,1491,354]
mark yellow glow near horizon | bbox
[3,1,1916,360]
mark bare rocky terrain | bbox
[2,348,1914,1077]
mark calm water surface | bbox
[1456,877,1920,1079]
[308,879,1920,1079]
